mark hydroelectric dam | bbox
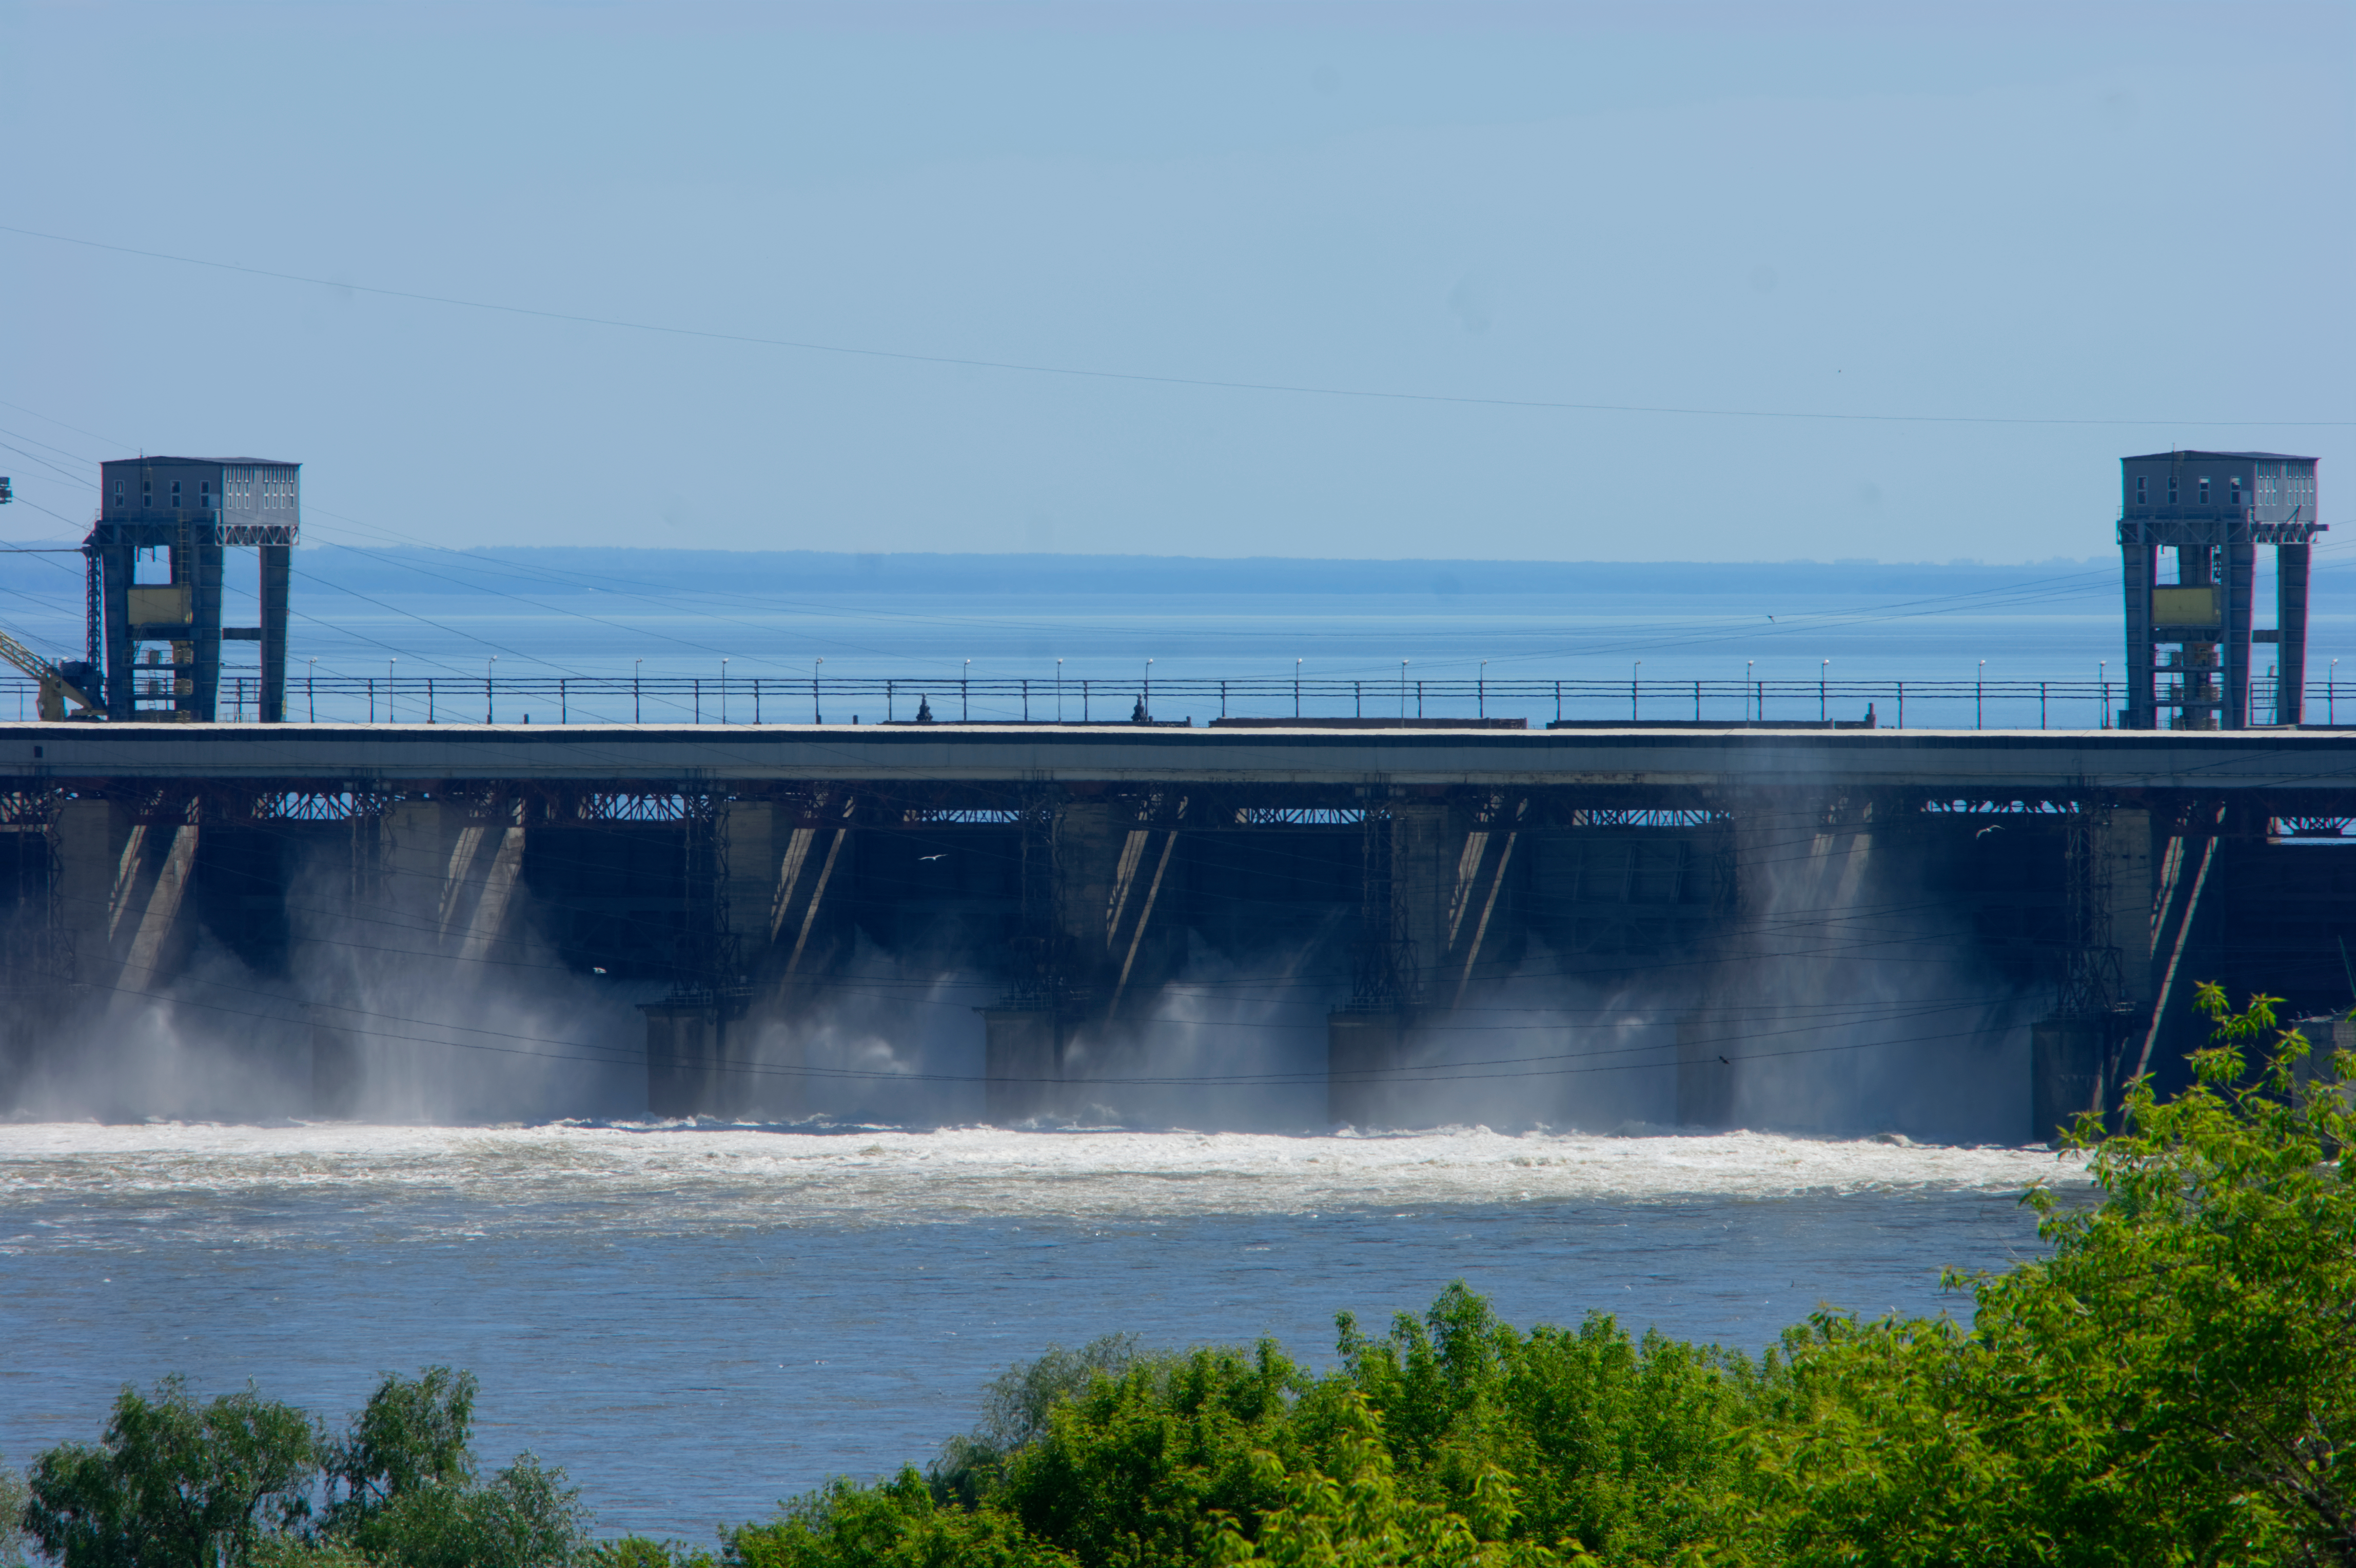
[2,718,2350,1140]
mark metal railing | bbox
[9,671,2355,729]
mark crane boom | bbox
[0,624,103,719]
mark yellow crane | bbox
[0,624,104,719]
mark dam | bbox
[3,719,2351,1139]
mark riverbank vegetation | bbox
[13,986,2353,1566]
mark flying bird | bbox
[919,853,948,862]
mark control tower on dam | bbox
[5,721,2352,1140]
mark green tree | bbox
[991,1342,1310,1566]
[319,1366,476,1530]
[333,1453,590,1568]
[315,1369,590,1568]
[21,1377,319,1568]
[728,1471,1073,1568]
[931,1336,1145,1508]
[1752,985,2356,1566]
[1,1460,36,1568]
[1337,1284,1751,1564]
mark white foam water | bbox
[0,1122,2083,1243]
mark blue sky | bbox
[3,1,2349,561]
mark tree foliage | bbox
[21,1377,317,1568]
[16,1369,592,1568]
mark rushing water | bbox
[0,1122,2082,1540]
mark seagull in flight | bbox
[919,853,948,862]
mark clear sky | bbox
[2,1,2348,562]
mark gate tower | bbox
[2119,450,2321,730]
[85,458,298,722]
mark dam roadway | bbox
[7,719,2356,790]
[4,721,2353,1138]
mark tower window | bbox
[2136,476,2148,505]
[2198,478,2210,504]
[2231,478,2242,508]
[171,481,181,505]
[2168,477,2179,503]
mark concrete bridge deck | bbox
[8,721,2356,793]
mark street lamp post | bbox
[1479,659,1487,719]
[1820,658,1829,724]
[1294,658,1302,717]
[307,657,317,723]
[1056,658,1064,723]
[1399,659,1408,719]
[634,658,642,724]
[1977,660,1986,730]
[813,657,823,723]
[485,656,496,725]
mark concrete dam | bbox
[3,720,2350,1140]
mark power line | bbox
[4,223,2347,430]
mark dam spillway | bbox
[4,719,2352,1139]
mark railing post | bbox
[2039,681,2046,730]
[1554,679,1561,723]
[1897,681,1903,730]
[368,677,375,724]
[561,678,567,724]
[1694,679,1700,721]
[428,679,435,724]
[694,678,700,723]
[1024,678,1030,721]
[1354,680,1362,717]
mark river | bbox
[0,1121,2078,1541]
